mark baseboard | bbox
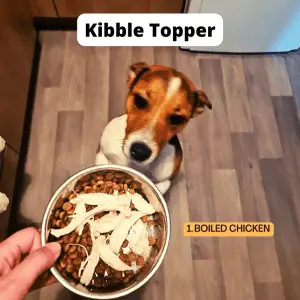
[33,2,188,31]
[34,17,77,31]
[179,46,300,56]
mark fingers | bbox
[0,242,61,300]
[29,271,58,292]
[0,227,42,255]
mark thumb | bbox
[2,242,61,299]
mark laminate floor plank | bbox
[109,47,132,119]
[264,56,293,97]
[51,111,84,192]
[132,47,155,65]
[243,56,283,158]
[60,32,86,110]
[199,59,234,169]
[212,170,256,300]
[38,31,66,88]
[221,56,254,132]
[255,282,286,300]
[231,133,270,222]
[163,166,196,300]
[286,53,300,109]
[272,96,300,224]
[18,88,58,224]
[260,159,300,300]
[81,47,110,166]
[193,259,225,300]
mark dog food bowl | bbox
[41,164,171,299]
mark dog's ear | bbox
[191,90,212,116]
[127,62,149,88]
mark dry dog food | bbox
[47,171,161,291]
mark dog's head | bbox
[123,62,212,165]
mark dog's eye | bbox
[168,114,187,126]
[134,94,148,110]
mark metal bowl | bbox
[41,164,171,299]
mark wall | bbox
[183,0,300,53]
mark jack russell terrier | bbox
[95,62,212,195]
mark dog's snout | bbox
[130,142,152,162]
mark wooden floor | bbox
[18,31,300,300]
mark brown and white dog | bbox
[95,62,212,195]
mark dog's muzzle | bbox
[130,142,152,162]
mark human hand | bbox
[0,227,61,300]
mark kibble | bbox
[128,252,137,262]
[113,183,120,190]
[55,209,60,218]
[69,193,77,200]
[72,271,80,280]
[121,240,129,248]
[54,197,64,209]
[141,216,148,223]
[59,211,66,219]
[60,259,67,269]
[56,220,63,227]
[136,256,145,266]
[69,251,78,259]
[105,172,114,181]
[148,236,156,246]
[69,245,77,253]
[147,220,155,226]
[106,181,113,187]
[62,202,73,211]
[84,186,93,193]
[81,238,88,246]
[66,264,74,273]
[119,253,128,262]
[64,244,70,252]
[73,258,82,266]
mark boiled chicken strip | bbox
[50,202,86,238]
[79,238,101,285]
[109,211,147,254]
[129,193,155,214]
[88,212,126,234]
[97,235,131,271]
[127,220,151,256]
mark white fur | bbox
[166,77,181,100]
[95,114,176,195]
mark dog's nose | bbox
[130,142,152,162]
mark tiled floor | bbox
[18,31,300,300]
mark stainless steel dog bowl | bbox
[41,164,171,299]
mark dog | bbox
[95,62,212,195]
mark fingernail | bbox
[44,242,61,258]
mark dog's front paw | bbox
[95,151,110,165]
[156,180,171,195]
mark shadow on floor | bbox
[55,285,146,300]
